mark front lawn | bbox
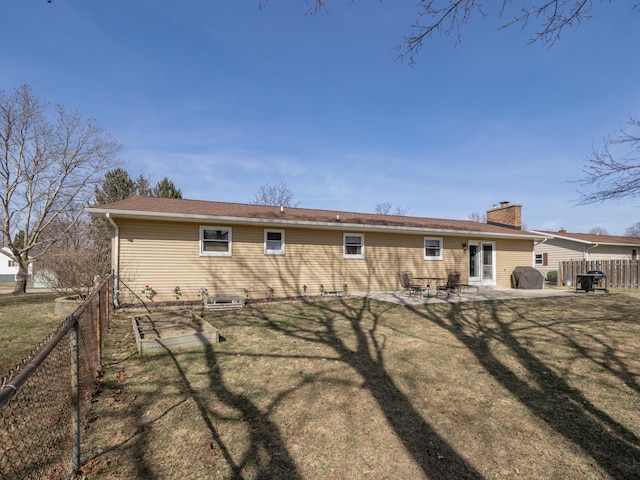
[81,293,640,479]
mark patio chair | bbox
[436,271,461,299]
[436,271,478,300]
[400,272,426,297]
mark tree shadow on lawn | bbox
[164,302,482,478]
[252,298,485,479]
[100,294,638,479]
[249,295,640,478]
[202,343,305,479]
[409,296,640,479]
[156,337,304,479]
[88,339,304,479]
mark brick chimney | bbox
[486,201,522,230]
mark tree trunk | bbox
[12,264,28,294]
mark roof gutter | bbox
[105,213,120,308]
[86,208,545,241]
[534,236,548,246]
[585,243,599,260]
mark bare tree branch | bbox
[0,85,121,293]
[577,117,640,204]
[401,0,485,62]
[400,1,605,61]
[250,181,300,207]
[375,202,408,216]
[624,221,640,238]
[468,212,487,223]
[37,215,108,298]
[499,0,591,46]
[257,1,637,63]
[375,202,393,215]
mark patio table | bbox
[415,277,445,298]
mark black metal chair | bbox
[400,272,426,297]
[436,271,462,299]
[436,271,477,299]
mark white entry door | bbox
[468,241,496,285]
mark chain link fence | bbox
[0,276,111,479]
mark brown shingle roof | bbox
[86,196,542,238]
[533,230,640,246]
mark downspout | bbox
[534,237,548,247]
[106,213,120,308]
[533,236,549,281]
[534,237,548,266]
[585,243,599,261]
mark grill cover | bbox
[512,266,544,289]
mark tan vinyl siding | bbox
[494,238,535,287]
[115,219,533,302]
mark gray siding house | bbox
[530,229,640,277]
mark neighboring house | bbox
[33,269,58,289]
[86,197,544,303]
[0,247,33,282]
[529,229,640,276]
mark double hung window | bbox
[534,252,548,266]
[265,230,285,255]
[424,237,443,260]
[200,226,232,256]
[344,233,364,258]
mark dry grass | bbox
[0,292,62,373]
[80,292,640,479]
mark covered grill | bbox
[511,266,544,289]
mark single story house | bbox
[529,229,640,277]
[0,247,32,283]
[86,197,544,303]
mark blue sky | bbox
[2,1,640,234]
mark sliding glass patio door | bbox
[468,241,495,285]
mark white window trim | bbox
[200,226,232,257]
[343,233,365,259]
[424,236,443,260]
[534,253,544,266]
[264,229,285,255]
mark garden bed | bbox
[132,311,219,355]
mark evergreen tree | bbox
[153,177,182,198]
[12,231,26,249]
[94,168,136,205]
[135,174,153,196]
[92,170,183,269]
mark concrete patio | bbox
[351,285,582,306]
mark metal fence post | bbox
[1,275,113,478]
[70,317,80,473]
